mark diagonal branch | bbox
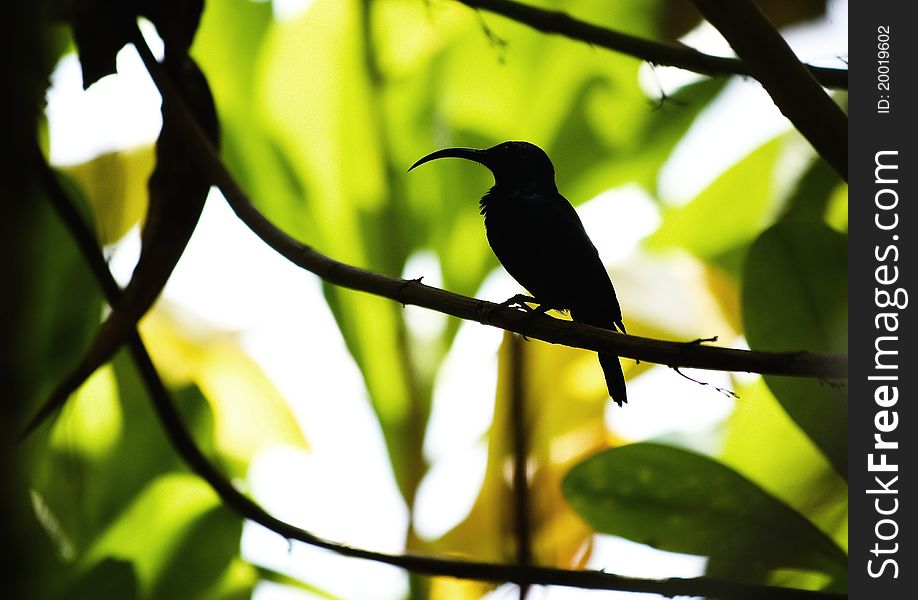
[36,144,847,600]
[454,0,847,89]
[129,28,847,381]
[688,0,848,180]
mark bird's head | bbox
[409,141,556,189]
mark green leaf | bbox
[58,558,139,600]
[17,186,103,414]
[742,222,847,478]
[647,136,785,257]
[562,443,847,578]
[84,473,225,594]
[779,158,845,224]
[150,506,243,600]
[714,376,848,588]
[61,146,155,245]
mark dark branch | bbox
[456,0,847,89]
[37,144,847,600]
[129,28,847,381]
[688,0,847,180]
[509,335,532,599]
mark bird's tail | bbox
[599,352,627,406]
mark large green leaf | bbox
[562,443,847,579]
[742,222,847,478]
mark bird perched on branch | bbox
[409,141,628,405]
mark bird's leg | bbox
[497,294,560,342]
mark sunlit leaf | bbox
[715,376,847,588]
[779,158,845,224]
[191,0,303,244]
[647,136,785,258]
[428,332,617,597]
[61,145,154,244]
[150,506,243,600]
[140,307,309,473]
[825,184,849,232]
[201,559,259,600]
[742,222,847,478]
[562,443,847,579]
[29,350,214,557]
[83,473,223,594]
[49,364,122,461]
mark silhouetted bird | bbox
[409,141,628,405]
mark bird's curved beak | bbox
[408,147,488,172]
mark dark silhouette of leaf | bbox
[20,55,219,439]
[71,0,136,88]
[140,0,205,56]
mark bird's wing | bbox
[487,191,623,326]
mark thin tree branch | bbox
[509,335,532,600]
[128,27,847,382]
[688,0,848,180]
[454,0,847,89]
[36,146,847,600]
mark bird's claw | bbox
[499,294,539,312]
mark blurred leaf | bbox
[23,55,221,442]
[150,506,243,600]
[61,145,155,244]
[191,0,303,242]
[562,443,847,579]
[779,158,845,224]
[29,350,214,558]
[613,254,739,341]
[429,332,617,597]
[71,0,135,88]
[259,0,428,498]
[18,188,103,413]
[715,376,847,587]
[141,307,308,474]
[200,559,259,600]
[825,183,849,232]
[560,76,727,200]
[255,565,342,600]
[742,222,847,478]
[647,136,785,258]
[84,473,222,594]
[57,557,139,600]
